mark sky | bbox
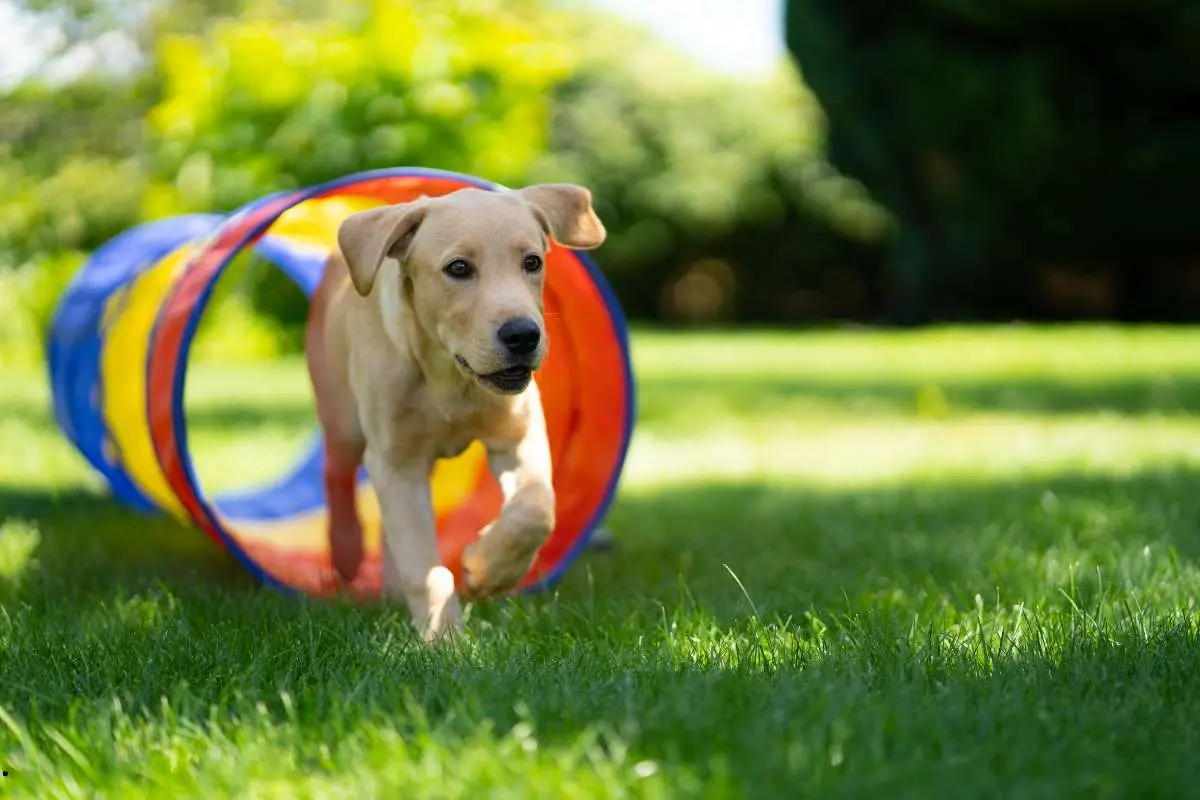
[584,0,786,76]
[0,0,788,89]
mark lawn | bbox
[4,325,1200,798]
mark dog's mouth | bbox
[478,366,534,394]
[455,355,533,395]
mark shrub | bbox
[784,0,1200,322]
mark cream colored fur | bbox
[304,184,606,641]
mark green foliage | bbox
[1,0,577,254]
[0,76,154,265]
[0,252,87,368]
[3,158,147,263]
[525,14,890,323]
[528,20,815,266]
[0,0,892,352]
[783,0,1200,322]
[145,0,583,334]
[145,0,575,215]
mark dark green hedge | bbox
[784,0,1200,322]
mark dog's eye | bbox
[522,254,543,273]
[443,258,474,280]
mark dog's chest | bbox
[402,383,526,462]
[423,409,498,460]
[423,406,522,462]
[432,436,475,460]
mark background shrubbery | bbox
[0,0,893,358]
[784,0,1200,323]
[4,0,1199,360]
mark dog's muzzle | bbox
[455,355,534,395]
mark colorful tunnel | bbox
[46,167,635,597]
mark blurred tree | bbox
[525,12,890,324]
[1,0,893,333]
[1,0,581,331]
[0,0,258,265]
[0,81,150,265]
[144,0,579,337]
[144,0,575,213]
[783,0,1200,323]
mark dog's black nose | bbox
[497,317,541,356]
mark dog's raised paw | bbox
[459,539,538,600]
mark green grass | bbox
[4,324,1200,798]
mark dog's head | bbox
[336,184,605,395]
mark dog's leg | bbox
[365,449,463,641]
[305,276,368,584]
[461,412,556,599]
[324,438,365,583]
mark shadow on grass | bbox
[0,485,252,597]
[561,466,1200,623]
[5,460,1200,638]
[10,370,1198,444]
[0,394,316,437]
[182,402,316,432]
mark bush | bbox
[138,0,582,334]
[0,250,88,367]
[1,0,896,348]
[0,75,154,266]
[145,0,576,212]
[783,0,1200,322]
[525,14,890,324]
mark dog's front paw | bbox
[417,566,464,643]
[459,532,541,600]
[403,563,463,642]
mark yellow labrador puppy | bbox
[304,184,606,641]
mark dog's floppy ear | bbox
[337,202,428,296]
[516,184,606,250]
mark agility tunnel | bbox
[46,167,634,597]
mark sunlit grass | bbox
[626,414,1200,489]
[3,325,1200,796]
[631,324,1200,381]
[0,519,40,589]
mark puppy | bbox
[304,184,606,641]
